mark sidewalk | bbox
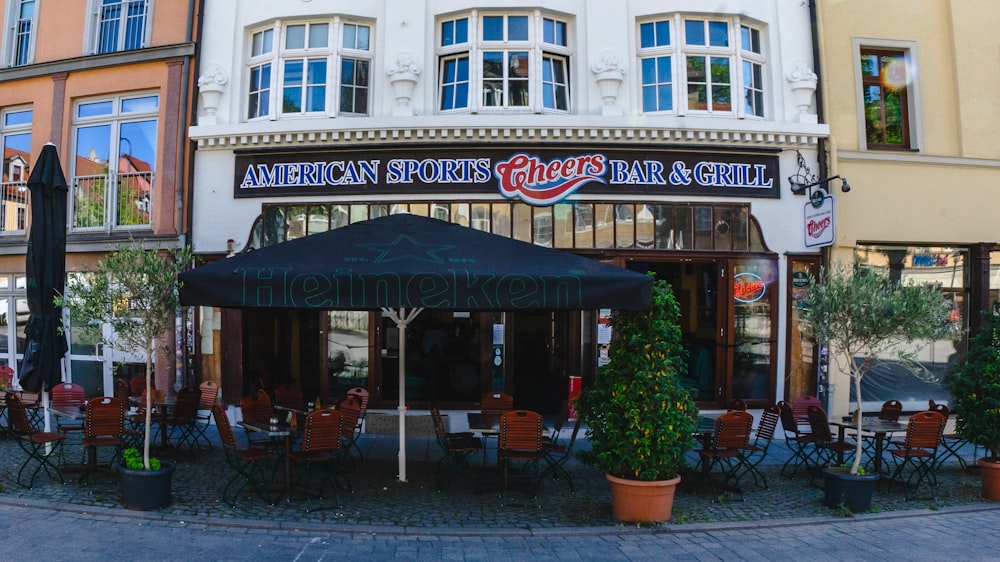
[0,421,996,534]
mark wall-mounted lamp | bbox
[790,175,851,207]
[787,150,851,208]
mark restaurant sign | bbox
[234,145,778,204]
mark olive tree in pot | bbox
[948,306,1000,500]
[59,240,191,510]
[798,262,953,510]
[576,278,698,523]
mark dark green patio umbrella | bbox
[19,143,69,393]
[180,212,653,481]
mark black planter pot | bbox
[822,466,878,512]
[119,461,175,510]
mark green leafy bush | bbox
[949,311,1000,461]
[123,447,161,472]
[576,278,697,481]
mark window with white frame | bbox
[4,0,37,67]
[437,11,570,114]
[638,15,765,117]
[89,0,150,54]
[246,19,372,120]
[71,94,158,230]
[0,107,30,234]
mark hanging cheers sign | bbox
[234,145,779,204]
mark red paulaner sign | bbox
[803,195,835,248]
[234,145,779,203]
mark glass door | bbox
[728,258,778,404]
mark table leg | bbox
[874,433,884,475]
[836,426,846,465]
[284,435,292,494]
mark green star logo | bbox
[359,235,456,264]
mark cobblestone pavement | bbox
[0,420,996,534]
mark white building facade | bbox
[188,0,830,412]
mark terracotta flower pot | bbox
[606,473,681,522]
[977,458,1000,501]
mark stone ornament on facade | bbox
[786,62,818,123]
[591,51,626,116]
[197,64,229,125]
[386,53,422,116]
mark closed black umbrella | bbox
[19,143,69,393]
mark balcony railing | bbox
[0,180,28,233]
[72,171,152,230]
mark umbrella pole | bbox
[385,306,423,482]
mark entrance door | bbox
[628,257,777,409]
[509,311,574,415]
[635,261,724,406]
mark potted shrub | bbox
[798,262,953,510]
[576,278,698,522]
[59,240,191,510]
[948,306,1000,501]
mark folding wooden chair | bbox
[240,390,280,451]
[51,382,86,465]
[539,414,584,494]
[80,396,126,483]
[5,392,64,487]
[738,404,780,489]
[334,393,364,462]
[212,404,279,505]
[696,409,753,500]
[778,400,816,478]
[289,408,353,510]
[498,410,545,506]
[806,405,857,484]
[193,380,220,450]
[430,407,483,490]
[162,386,202,452]
[887,411,946,500]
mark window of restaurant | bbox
[243,202,768,409]
[253,201,762,253]
[853,244,968,410]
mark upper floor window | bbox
[4,0,37,67]
[71,94,158,231]
[437,11,571,114]
[90,0,150,54]
[0,107,31,234]
[638,15,765,118]
[246,19,372,120]
[860,48,911,149]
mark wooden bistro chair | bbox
[497,410,545,506]
[887,410,947,500]
[274,383,306,413]
[805,405,857,484]
[51,382,86,465]
[240,389,280,452]
[81,396,126,483]
[539,414,585,494]
[777,400,817,478]
[193,380,220,450]
[162,386,202,452]
[5,392,64,487]
[430,407,483,490]
[289,408,353,510]
[928,403,970,471]
[696,409,753,500]
[345,386,369,434]
[334,393,364,462]
[738,403,781,490]
[212,404,279,506]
